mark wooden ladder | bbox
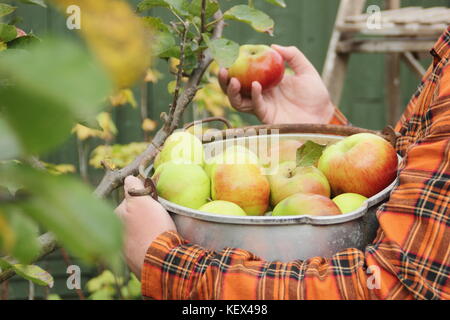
[322,0,449,125]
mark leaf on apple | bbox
[296,141,326,168]
[205,37,239,68]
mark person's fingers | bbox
[271,44,315,76]
[251,81,265,112]
[218,68,229,93]
[114,199,126,218]
[227,77,243,108]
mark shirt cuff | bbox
[141,231,186,300]
[328,106,349,126]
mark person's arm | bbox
[141,103,450,299]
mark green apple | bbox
[153,162,210,209]
[198,201,247,216]
[318,133,398,197]
[211,163,270,216]
[268,161,330,206]
[273,193,341,217]
[205,145,260,177]
[154,131,204,169]
[332,193,368,214]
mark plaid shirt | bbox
[142,27,450,300]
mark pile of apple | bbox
[151,131,398,217]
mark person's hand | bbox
[219,44,335,125]
[115,176,176,278]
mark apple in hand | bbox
[268,161,330,206]
[211,163,270,216]
[332,193,368,214]
[153,162,210,210]
[154,131,204,169]
[199,201,247,216]
[318,133,398,198]
[228,44,285,97]
[272,193,341,217]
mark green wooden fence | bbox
[3,0,449,299]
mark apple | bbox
[318,133,398,198]
[262,139,303,167]
[154,131,204,169]
[272,193,341,217]
[153,162,210,209]
[228,45,285,97]
[332,193,368,214]
[198,201,247,216]
[211,163,270,216]
[204,145,260,177]
[268,161,331,206]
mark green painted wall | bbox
[4,0,449,299]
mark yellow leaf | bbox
[51,0,153,89]
[0,42,6,52]
[72,124,102,141]
[144,69,162,83]
[97,112,118,141]
[142,118,157,132]
[42,162,76,175]
[109,89,137,108]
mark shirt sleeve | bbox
[142,85,450,301]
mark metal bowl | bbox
[156,132,399,262]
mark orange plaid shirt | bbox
[142,27,450,300]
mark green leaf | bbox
[296,141,326,167]
[224,5,274,35]
[0,163,123,267]
[265,0,286,8]
[0,4,16,17]
[137,0,189,16]
[1,206,40,264]
[13,264,54,287]
[188,0,219,18]
[6,34,40,49]
[0,24,17,42]
[16,0,47,8]
[0,38,112,155]
[0,117,21,160]
[137,0,169,12]
[206,37,239,68]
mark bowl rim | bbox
[152,133,401,226]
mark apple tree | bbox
[0,0,285,298]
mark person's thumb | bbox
[124,175,145,200]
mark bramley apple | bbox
[153,162,210,209]
[199,201,247,216]
[204,145,260,177]
[272,193,341,217]
[228,45,285,97]
[154,131,204,169]
[211,163,270,216]
[332,193,368,214]
[318,133,398,198]
[268,161,331,206]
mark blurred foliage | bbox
[86,270,141,300]
[0,0,283,297]
[90,142,149,170]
